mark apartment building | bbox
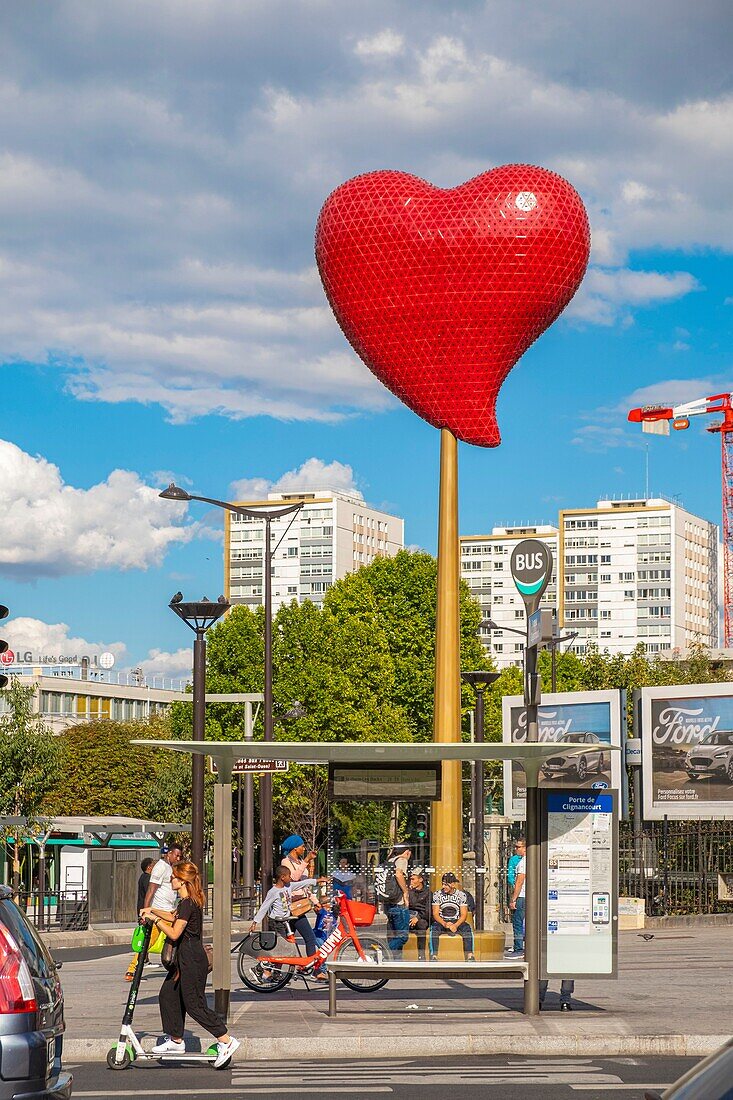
[224,488,404,610]
[558,496,718,655]
[460,525,559,669]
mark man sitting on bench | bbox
[429,873,475,961]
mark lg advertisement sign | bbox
[638,683,733,820]
[502,689,626,819]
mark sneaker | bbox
[504,950,524,959]
[214,1036,240,1068]
[467,953,476,962]
[152,1037,185,1055]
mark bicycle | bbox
[236,893,391,994]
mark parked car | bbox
[684,731,733,783]
[645,1036,733,1098]
[541,731,606,782]
[0,885,72,1099]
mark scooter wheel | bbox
[107,1045,132,1070]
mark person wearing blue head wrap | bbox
[280,835,318,956]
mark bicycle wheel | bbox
[238,952,295,993]
[336,938,391,993]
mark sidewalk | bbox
[60,925,732,1061]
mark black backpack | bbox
[374,861,402,906]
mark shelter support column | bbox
[213,772,232,1019]
[431,429,462,874]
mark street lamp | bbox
[547,628,579,692]
[160,483,303,891]
[461,670,500,931]
[168,594,229,871]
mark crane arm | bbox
[629,392,733,424]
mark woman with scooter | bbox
[141,861,240,1068]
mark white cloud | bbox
[230,457,361,501]
[568,268,700,326]
[0,438,207,578]
[3,615,193,684]
[136,647,192,683]
[571,425,642,453]
[0,4,732,424]
[354,29,404,60]
[3,617,127,664]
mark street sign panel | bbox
[510,539,553,616]
[528,609,542,648]
[540,788,618,979]
[209,758,289,775]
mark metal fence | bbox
[619,819,733,916]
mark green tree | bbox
[0,680,61,891]
[334,550,487,740]
[46,716,171,817]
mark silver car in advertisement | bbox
[684,730,733,784]
[541,732,607,783]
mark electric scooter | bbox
[106,920,232,1071]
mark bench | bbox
[325,959,528,1018]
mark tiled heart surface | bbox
[316,165,590,447]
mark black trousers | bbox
[292,913,316,956]
[159,943,226,1042]
[411,917,429,960]
[429,922,475,959]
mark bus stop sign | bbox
[510,539,553,616]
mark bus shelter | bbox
[1,815,189,929]
[134,737,619,1017]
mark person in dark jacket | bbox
[125,857,156,981]
[407,870,431,961]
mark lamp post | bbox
[547,623,579,692]
[461,670,500,930]
[160,484,303,891]
[168,594,230,871]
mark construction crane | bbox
[628,392,733,646]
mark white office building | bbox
[558,496,718,655]
[460,525,559,669]
[225,488,404,610]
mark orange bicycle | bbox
[237,894,391,994]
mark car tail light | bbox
[0,924,37,1013]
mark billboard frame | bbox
[639,682,733,821]
[502,689,627,820]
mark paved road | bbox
[67,1054,693,1098]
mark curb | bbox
[65,1033,731,1062]
[48,922,253,951]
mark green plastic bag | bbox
[130,924,147,953]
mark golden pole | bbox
[430,428,462,876]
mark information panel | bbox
[639,683,733,820]
[540,789,618,979]
[502,690,626,819]
[328,763,441,802]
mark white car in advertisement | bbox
[684,731,733,783]
[540,731,607,783]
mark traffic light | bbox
[416,811,428,840]
[0,605,8,689]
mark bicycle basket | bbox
[344,898,376,927]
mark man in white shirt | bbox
[144,844,182,918]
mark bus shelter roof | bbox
[132,739,620,785]
[0,815,190,842]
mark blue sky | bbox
[1,1,732,679]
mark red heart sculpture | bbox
[315,165,590,447]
